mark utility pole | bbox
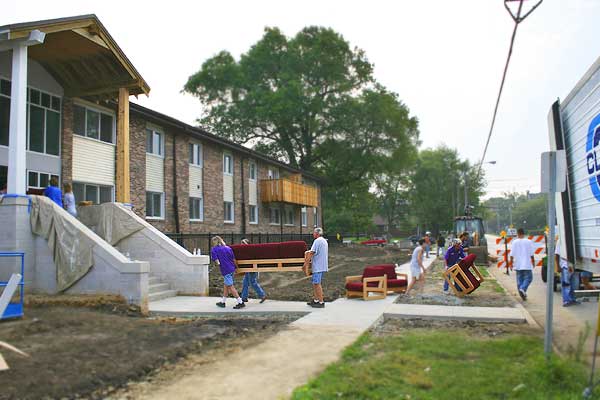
[463,171,468,213]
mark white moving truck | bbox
[548,57,600,272]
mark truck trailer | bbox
[548,56,600,272]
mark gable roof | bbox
[0,14,149,99]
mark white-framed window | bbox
[313,207,318,227]
[1,78,62,154]
[249,161,257,180]
[146,191,164,219]
[223,153,233,175]
[267,168,279,179]
[73,103,114,144]
[189,142,202,166]
[28,171,59,190]
[146,128,163,156]
[224,201,234,223]
[249,205,258,224]
[284,208,295,226]
[269,207,280,225]
[189,197,203,221]
[301,207,307,227]
[73,182,113,204]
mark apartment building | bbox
[0,15,322,235]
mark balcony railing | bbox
[260,179,318,207]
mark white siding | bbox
[249,180,257,205]
[146,154,164,192]
[189,165,203,198]
[72,136,115,186]
[223,174,234,202]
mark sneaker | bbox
[241,298,248,303]
[307,300,318,306]
[233,302,246,309]
[443,290,450,295]
[563,301,575,307]
[310,302,325,308]
[260,296,267,304]
[518,289,527,301]
[216,302,226,308]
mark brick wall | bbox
[60,98,74,184]
[129,113,147,219]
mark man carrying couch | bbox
[306,227,328,308]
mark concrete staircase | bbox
[149,276,177,302]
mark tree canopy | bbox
[408,146,486,234]
[184,26,419,233]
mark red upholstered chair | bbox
[444,254,485,297]
[375,264,409,294]
[345,266,387,300]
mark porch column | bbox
[6,46,28,194]
[1,30,45,194]
[116,87,130,203]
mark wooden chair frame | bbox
[345,275,387,301]
[236,252,312,276]
[443,263,485,298]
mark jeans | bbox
[425,245,430,257]
[241,272,265,299]
[437,246,444,256]
[561,268,579,304]
[516,270,533,293]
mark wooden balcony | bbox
[260,179,319,207]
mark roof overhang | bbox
[0,14,150,100]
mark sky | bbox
[2,0,600,198]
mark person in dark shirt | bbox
[436,234,446,257]
[444,239,465,293]
[210,236,245,309]
[43,177,63,208]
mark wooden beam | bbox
[72,28,109,49]
[116,87,130,203]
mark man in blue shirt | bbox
[444,239,465,293]
[306,227,328,308]
[43,177,63,208]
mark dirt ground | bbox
[0,301,294,400]
[373,317,540,338]
[396,258,516,307]
[208,245,411,302]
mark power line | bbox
[477,0,544,178]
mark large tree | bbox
[409,146,486,234]
[184,26,419,232]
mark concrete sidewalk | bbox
[142,252,527,399]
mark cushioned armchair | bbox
[345,266,388,301]
[444,254,484,297]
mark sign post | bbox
[540,150,567,358]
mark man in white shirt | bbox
[509,228,535,301]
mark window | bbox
[17,86,61,156]
[224,201,234,222]
[249,162,257,180]
[313,207,319,227]
[284,208,295,226]
[0,79,11,147]
[267,168,279,179]
[27,171,59,190]
[189,197,203,221]
[72,182,113,204]
[146,128,163,156]
[249,205,258,224]
[73,104,113,144]
[301,207,307,227]
[269,207,280,225]
[189,143,202,166]
[223,153,233,175]
[146,192,164,218]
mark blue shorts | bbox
[312,272,324,284]
[223,273,234,286]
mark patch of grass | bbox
[292,329,589,400]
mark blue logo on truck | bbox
[587,113,600,202]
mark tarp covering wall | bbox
[77,203,144,246]
[29,196,95,292]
